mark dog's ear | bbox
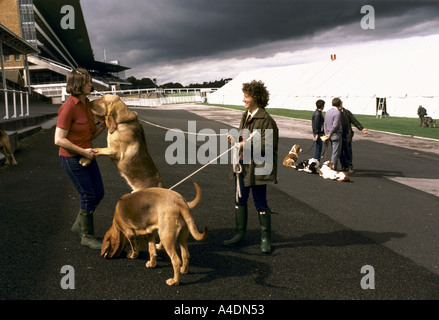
[113,100,138,124]
[106,113,117,134]
[101,228,113,258]
[101,224,126,258]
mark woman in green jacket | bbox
[223,80,279,253]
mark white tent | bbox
[208,34,439,118]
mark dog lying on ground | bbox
[421,116,437,128]
[282,144,302,168]
[0,130,17,166]
[80,94,164,191]
[296,158,320,174]
[318,160,350,182]
[101,182,208,286]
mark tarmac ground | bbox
[1,102,439,313]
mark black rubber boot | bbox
[223,205,248,247]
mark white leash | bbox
[139,118,228,136]
[138,116,256,190]
[169,132,256,190]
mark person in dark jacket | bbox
[223,80,278,253]
[417,105,427,126]
[338,105,368,173]
[312,99,325,160]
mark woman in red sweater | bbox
[55,68,106,249]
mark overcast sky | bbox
[81,0,439,86]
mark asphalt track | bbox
[1,104,439,311]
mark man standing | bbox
[339,105,368,173]
[312,99,325,160]
[417,105,427,126]
[324,98,343,170]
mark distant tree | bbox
[160,82,184,88]
[126,76,156,88]
[188,78,232,88]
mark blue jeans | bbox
[235,167,269,212]
[59,155,104,211]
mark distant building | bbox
[0,0,130,103]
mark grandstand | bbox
[0,0,130,106]
[208,34,439,118]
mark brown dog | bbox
[101,182,208,286]
[421,116,437,128]
[0,130,17,166]
[80,94,164,191]
[282,144,302,168]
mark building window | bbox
[15,55,22,62]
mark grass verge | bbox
[201,104,438,140]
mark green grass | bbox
[201,104,439,140]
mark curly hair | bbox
[66,68,92,96]
[242,80,270,108]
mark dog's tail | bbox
[187,181,201,209]
[181,182,208,241]
[181,209,208,241]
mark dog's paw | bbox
[166,278,179,286]
[127,251,139,259]
[146,259,157,268]
[180,266,189,274]
[79,157,91,167]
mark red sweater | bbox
[56,95,96,157]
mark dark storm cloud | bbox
[81,0,439,82]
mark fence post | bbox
[25,91,30,116]
[19,91,24,117]
[12,90,17,118]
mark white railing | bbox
[88,87,212,106]
[122,95,203,107]
[1,89,30,120]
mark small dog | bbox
[0,130,17,166]
[421,116,436,128]
[282,144,302,168]
[296,158,320,174]
[101,182,208,286]
[318,160,350,182]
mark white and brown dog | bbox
[282,144,302,168]
[318,160,350,182]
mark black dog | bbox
[295,158,319,174]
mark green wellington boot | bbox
[258,210,272,253]
[79,209,102,250]
[71,212,82,236]
[223,205,248,247]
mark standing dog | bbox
[80,94,164,191]
[101,182,208,286]
[0,130,17,166]
[282,144,302,168]
[318,160,350,182]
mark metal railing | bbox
[1,88,30,120]
[88,87,216,106]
